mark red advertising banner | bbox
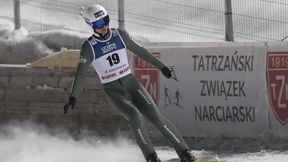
[267,52,288,125]
[134,52,160,105]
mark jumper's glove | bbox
[63,96,76,114]
[161,66,172,79]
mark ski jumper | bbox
[70,28,189,159]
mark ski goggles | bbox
[92,15,110,29]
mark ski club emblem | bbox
[134,52,160,105]
[267,52,288,125]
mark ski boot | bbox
[147,152,161,162]
[180,150,197,162]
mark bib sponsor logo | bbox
[101,42,117,54]
[119,66,130,74]
[101,73,116,80]
[267,52,288,125]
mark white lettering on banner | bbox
[134,52,160,105]
[141,74,157,99]
[200,80,246,100]
[270,75,287,108]
[192,54,254,71]
[194,105,255,122]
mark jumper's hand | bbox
[63,96,76,114]
[161,66,172,79]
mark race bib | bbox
[88,28,132,84]
[92,48,131,83]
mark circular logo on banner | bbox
[267,52,288,125]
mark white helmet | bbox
[82,4,110,29]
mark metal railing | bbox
[1,0,287,42]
